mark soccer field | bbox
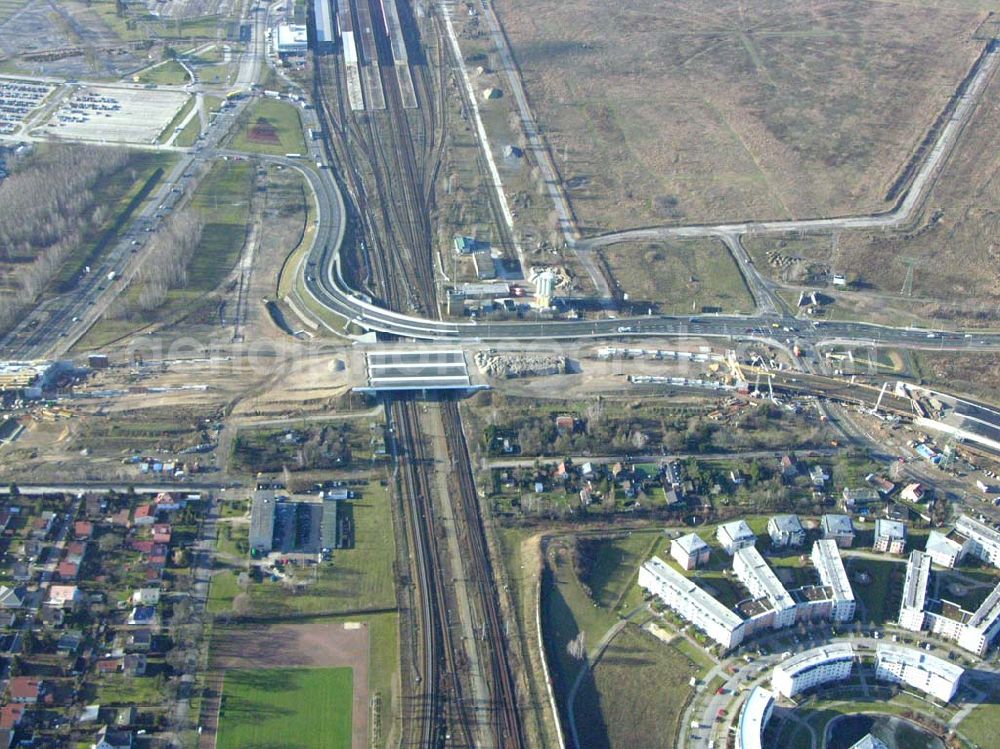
[217,667,353,749]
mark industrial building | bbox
[275,24,309,56]
[670,533,709,570]
[821,514,855,548]
[249,490,277,554]
[771,643,855,699]
[811,540,856,622]
[767,514,805,548]
[313,0,334,51]
[717,519,756,555]
[873,519,907,554]
[874,644,964,702]
[0,360,75,399]
[956,514,1000,567]
[898,551,931,632]
[735,686,774,749]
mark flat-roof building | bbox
[873,519,907,554]
[875,644,964,702]
[734,547,796,628]
[956,515,1000,567]
[735,686,774,749]
[821,514,855,548]
[898,551,930,632]
[767,514,805,548]
[670,533,709,570]
[717,519,756,555]
[811,540,855,622]
[249,490,276,554]
[638,557,745,650]
[313,0,334,51]
[771,643,855,699]
[957,583,1000,656]
[275,24,309,55]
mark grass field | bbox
[577,531,661,613]
[134,60,191,86]
[488,0,983,233]
[217,667,352,749]
[600,238,754,313]
[231,98,307,156]
[575,625,698,749]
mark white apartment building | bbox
[718,519,756,555]
[956,515,1000,567]
[735,686,774,749]
[638,557,745,650]
[734,547,797,629]
[875,644,964,702]
[924,530,966,569]
[898,551,930,632]
[771,643,855,699]
[873,519,907,554]
[956,584,1000,656]
[671,532,710,570]
[767,514,805,548]
[811,540,856,622]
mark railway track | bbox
[310,0,528,743]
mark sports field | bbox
[217,667,353,749]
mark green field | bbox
[217,667,352,749]
[600,238,754,314]
[231,98,308,156]
[134,60,191,86]
[575,626,698,749]
[188,158,254,291]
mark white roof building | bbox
[771,643,855,699]
[734,547,796,628]
[924,530,966,569]
[717,519,756,555]
[821,514,855,547]
[275,24,308,55]
[811,540,855,622]
[898,551,930,632]
[956,515,1000,567]
[875,644,964,702]
[873,519,907,554]
[958,583,1000,656]
[767,514,805,548]
[638,557,744,650]
[670,532,709,570]
[735,686,774,749]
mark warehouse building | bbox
[670,532,710,570]
[875,644,964,703]
[313,0,334,51]
[275,24,309,56]
[811,540,855,622]
[735,686,774,749]
[249,490,277,554]
[771,643,855,699]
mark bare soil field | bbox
[490,0,988,232]
[747,58,1000,321]
[210,620,370,749]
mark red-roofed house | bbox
[96,658,123,675]
[130,540,154,555]
[0,704,24,729]
[151,524,171,544]
[133,504,156,526]
[111,509,131,529]
[73,521,93,540]
[56,561,79,581]
[154,492,182,511]
[9,677,42,703]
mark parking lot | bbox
[0,79,53,135]
[42,85,190,144]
